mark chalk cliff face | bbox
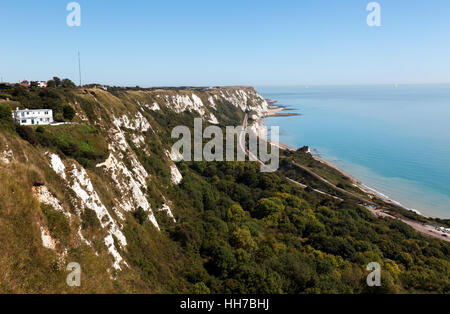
[0,86,268,292]
[2,85,450,295]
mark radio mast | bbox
[78,51,82,87]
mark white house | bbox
[13,108,54,126]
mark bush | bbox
[63,105,76,121]
[253,197,285,219]
[42,205,71,244]
[62,79,76,89]
[0,105,12,122]
[133,207,148,225]
[16,125,38,145]
[0,93,11,100]
[81,208,101,231]
[0,105,15,132]
[205,245,236,277]
[192,282,210,294]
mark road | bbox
[240,114,450,242]
[291,162,374,205]
[240,114,342,201]
[366,206,450,242]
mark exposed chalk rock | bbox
[208,113,219,125]
[41,225,57,250]
[0,149,13,164]
[48,153,67,180]
[32,185,71,218]
[166,149,184,162]
[170,164,183,185]
[159,204,176,223]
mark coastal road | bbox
[291,161,374,205]
[240,114,449,242]
[240,114,343,201]
[240,114,373,204]
[366,206,450,242]
[286,177,343,201]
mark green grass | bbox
[31,124,109,168]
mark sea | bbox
[258,85,450,218]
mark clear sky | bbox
[1,0,450,87]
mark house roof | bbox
[15,108,53,112]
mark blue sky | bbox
[1,0,450,86]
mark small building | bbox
[12,108,54,126]
[38,81,48,88]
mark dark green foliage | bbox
[1,82,76,120]
[166,160,450,294]
[47,80,56,88]
[0,105,15,132]
[19,124,108,168]
[36,126,45,134]
[205,245,236,277]
[16,125,38,145]
[133,207,148,225]
[53,77,62,87]
[2,86,448,294]
[63,105,76,121]
[62,79,76,89]
[0,105,12,122]
[81,208,101,231]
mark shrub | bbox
[192,282,210,294]
[16,125,38,145]
[42,205,71,244]
[63,105,76,121]
[62,79,76,89]
[133,207,148,225]
[205,245,236,277]
[0,105,12,122]
[81,208,101,231]
[253,197,285,219]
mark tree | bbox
[63,105,76,121]
[231,228,256,252]
[53,77,62,87]
[205,245,236,277]
[253,197,285,219]
[192,282,210,294]
[47,80,56,88]
[62,78,76,88]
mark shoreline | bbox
[258,104,450,241]
[259,104,421,211]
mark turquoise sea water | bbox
[258,85,450,218]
